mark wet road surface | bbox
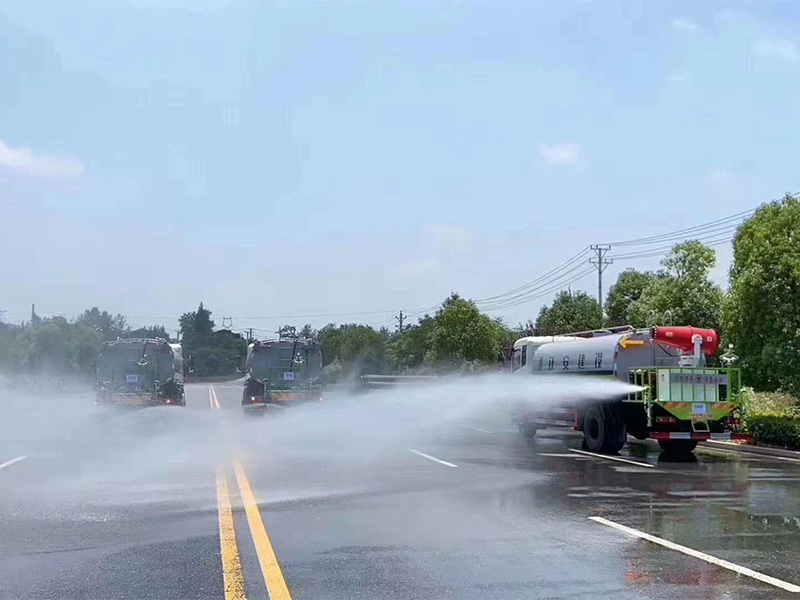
[1,382,800,599]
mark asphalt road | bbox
[2,381,800,599]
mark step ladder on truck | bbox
[511,326,748,454]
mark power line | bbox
[609,222,742,250]
[611,237,732,261]
[121,308,415,321]
[606,210,755,247]
[15,199,788,327]
[609,230,738,261]
[473,246,591,303]
[476,260,595,309]
[483,267,597,312]
[480,204,767,312]
[480,266,597,311]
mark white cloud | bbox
[0,138,84,178]
[752,37,798,62]
[671,18,699,32]
[538,143,584,166]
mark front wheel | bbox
[658,439,698,454]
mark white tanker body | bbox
[512,326,748,454]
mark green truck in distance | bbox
[96,338,185,407]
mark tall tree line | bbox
[3,195,797,392]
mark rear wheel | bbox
[582,404,626,454]
[582,405,607,452]
[658,439,698,454]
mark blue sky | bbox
[0,0,797,335]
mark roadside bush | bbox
[740,387,799,424]
[738,388,800,449]
[748,416,800,450]
[742,388,800,418]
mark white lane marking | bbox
[590,516,800,593]
[0,455,27,471]
[408,449,458,468]
[538,453,584,458]
[466,427,493,434]
[569,448,655,468]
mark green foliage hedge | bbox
[748,416,800,450]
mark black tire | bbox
[658,439,698,454]
[606,412,627,454]
[582,403,626,454]
[606,436,626,454]
[519,422,538,439]
[582,404,606,452]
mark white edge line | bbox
[589,516,800,593]
[569,448,655,468]
[0,455,28,471]
[698,444,800,464]
[408,449,458,468]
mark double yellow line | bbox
[209,385,221,409]
[210,385,292,600]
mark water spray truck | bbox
[512,326,747,454]
[96,338,185,407]
[242,338,323,413]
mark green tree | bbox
[724,195,800,393]
[179,302,215,352]
[299,323,316,340]
[189,329,247,376]
[605,269,656,327]
[128,325,171,340]
[0,322,29,371]
[387,315,435,371]
[535,290,603,335]
[318,323,388,375]
[75,307,127,341]
[0,307,180,378]
[178,303,243,376]
[427,293,503,368]
[636,240,723,331]
[24,316,101,375]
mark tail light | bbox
[655,416,677,424]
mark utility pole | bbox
[246,327,254,342]
[395,310,407,332]
[30,304,36,330]
[589,245,612,311]
[221,316,233,329]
